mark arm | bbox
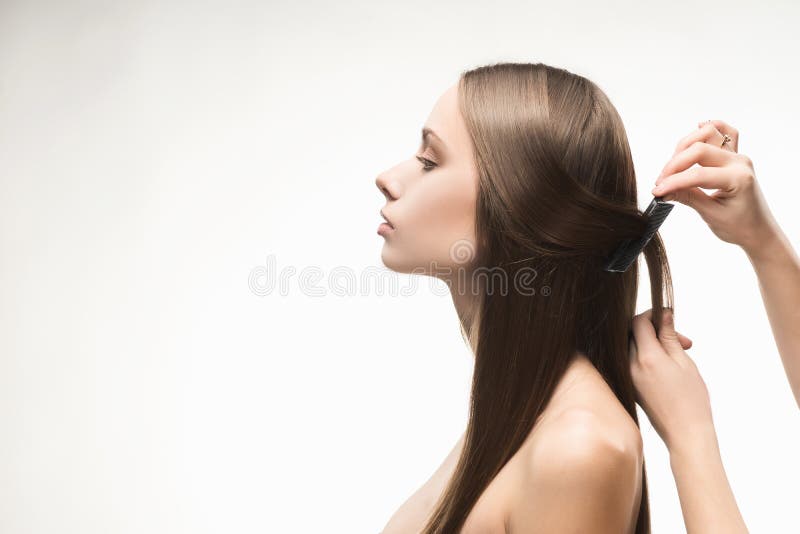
[630,309,748,534]
[653,119,800,407]
[668,425,748,534]
[743,225,800,408]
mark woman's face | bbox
[375,82,479,277]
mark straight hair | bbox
[422,62,673,533]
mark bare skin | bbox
[652,120,800,408]
[630,308,747,534]
[631,119,800,533]
[381,352,645,534]
[375,82,482,339]
[377,82,651,533]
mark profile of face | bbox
[375,82,480,278]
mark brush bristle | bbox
[603,197,674,273]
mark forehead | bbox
[429,82,459,119]
[424,83,470,154]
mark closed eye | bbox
[416,155,437,172]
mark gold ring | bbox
[721,133,732,147]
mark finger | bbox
[660,185,722,219]
[700,119,739,152]
[628,337,647,406]
[628,345,645,407]
[656,308,683,353]
[676,330,693,350]
[672,123,728,157]
[658,309,695,367]
[656,142,738,185]
[653,164,736,198]
[631,309,666,363]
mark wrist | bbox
[667,422,720,463]
[743,221,787,265]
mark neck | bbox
[443,272,481,356]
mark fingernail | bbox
[652,184,664,194]
[663,194,675,201]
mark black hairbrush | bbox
[603,197,674,273]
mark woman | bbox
[630,119,799,533]
[376,62,674,533]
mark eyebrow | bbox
[421,126,447,150]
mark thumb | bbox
[657,307,683,353]
[676,330,693,350]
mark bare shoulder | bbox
[528,406,642,484]
[381,431,467,534]
[506,385,643,533]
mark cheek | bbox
[405,172,477,264]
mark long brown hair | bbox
[422,62,673,533]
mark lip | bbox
[380,209,395,229]
[377,222,394,236]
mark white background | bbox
[1,1,799,532]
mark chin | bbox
[380,246,405,273]
[380,246,422,275]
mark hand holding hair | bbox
[653,120,800,409]
[629,308,705,453]
[629,308,749,534]
[651,120,779,256]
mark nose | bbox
[375,171,396,201]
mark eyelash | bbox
[416,155,437,172]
